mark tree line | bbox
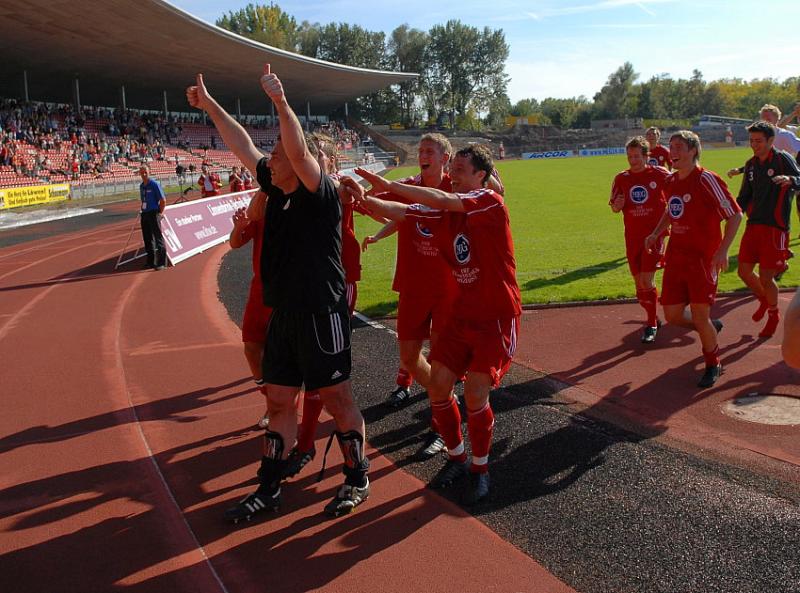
[217,3,799,129]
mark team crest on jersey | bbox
[668,196,685,218]
[454,233,471,264]
[683,193,691,203]
[649,181,657,189]
[416,222,433,238]
[630,185,648,204]
[768,169,774,177]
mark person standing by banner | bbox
[139,164,167,270]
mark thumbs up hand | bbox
[260,64,284,105]
[186,73,214,111]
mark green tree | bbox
[216,3,299,51]
[387,25,429,125]
[593,62,639,119]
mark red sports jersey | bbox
[386,174,457,298]
[405,188,521,321]
[341,202,361,282]
[664,167,741,260]
[241,217,265,280]
[610,165,670,242]
[647,145,671,169]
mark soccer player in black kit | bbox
[187,65,369,522]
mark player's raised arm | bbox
[186,74,262,175]
[260,64,321,193]
[355,167,465,212]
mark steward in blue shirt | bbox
[139,165,167,269]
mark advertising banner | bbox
[0,183,70,210]
[160,189,255,265]
[522,150,573,160]
[577,147,626,157]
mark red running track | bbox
[0,218,574,593]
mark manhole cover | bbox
[722,393,800,426]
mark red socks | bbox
[431,397,465,462]
[395,367,413,388]
[637,287,658,327]
[759,308,780,338]
[702,345,720,368]
[296,391,324,453]
[752,296,769,322]
[467,403,494,474]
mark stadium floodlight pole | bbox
[22,70,29,102]
[162,91,168,117]
[120,85,127,110]
[236,98,242,121]
[73,77,81,111]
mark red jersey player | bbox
[645,131,742,388]
[609,136,670,342]
[229,165,244,193]
[229,190,272,427]
[735,120,800,338]
[352,144,521,505]
[646,127,671,170]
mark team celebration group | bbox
[174,65,800,524]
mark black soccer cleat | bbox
[282,446,316,478]
[324,479,370,517]
[641,325,658,344]
[429,459,470,489]
[461,472,491,506]
[224,488,281,524]
[697,364,723,389]
[385,386,413,408]
[416,432,446,460]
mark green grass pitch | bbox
[354,147,800,317]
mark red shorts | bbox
[346,282,357,316]
[626,235,665,276]
[397,292,455,341]
[430,316,519,387]
[242,280,273,343]
[660,254,717,306]
[738,225,791,272]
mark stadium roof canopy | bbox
[0,0,417,114]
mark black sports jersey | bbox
[256,157,345,313]
[737,148,800,231]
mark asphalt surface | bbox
[220,243,800,593]
[5,208,800,593]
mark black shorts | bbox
[262,299,352,391]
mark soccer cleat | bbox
[697,364,723,389]
[641,325,658,343]
[461,472,491,506]
[224,488,281,524]
[758,313,780,338]
[256,414,269,430]
[324,478,370,517]
[282,446,316,478]
[711,319,723,334]
[429,459,470,489]
[416,432,446,460]
[385,386,413,408]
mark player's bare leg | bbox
[738,262,769,322]
[244,341,269,427]
[757,268,780,337]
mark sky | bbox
[171,0,800,103]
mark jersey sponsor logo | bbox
[454,233,471,264]
[416,222,433,238]
[647,157,659,166]
[630,185,649,204]
[668,195,685,218]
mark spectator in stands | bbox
[198,164,221,197]
[229,165,243,193]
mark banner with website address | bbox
[0,183,71,210]
[160,189,255,265]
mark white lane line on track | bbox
[354,311,397,336]
[113,273,230,593]
[0,218,132,262]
